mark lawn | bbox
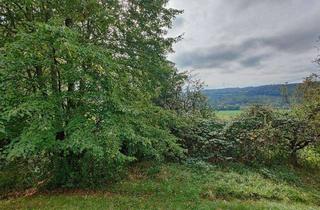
[1,162,320,210]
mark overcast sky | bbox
[167,0,320,89]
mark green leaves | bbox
[0,0,184,188]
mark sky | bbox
[167,0,320,89]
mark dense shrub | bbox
[273,110,320,165]
[174,117,233,162]
[177,105,319,166]
[299,146,320,169]
[176,106,284,164]
[223,105,281,163]
[222,105,319,165]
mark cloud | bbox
[231,0,291,12]
[262,29,319,53]
[174,44,243,69]
[168,0,320,88]
[240,54,269,68]
[173,16,185,29]
[172,39,269,69]
[243,21,320,53]
[174,20,319,70]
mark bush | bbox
[175,106,284,164]
[299,146,320,169]
[273,109,320,165]
[0,106,184,190]
[174,117,234,162]
[222,106,281,163]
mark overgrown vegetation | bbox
[1,163,320,210]
[0,1,320,209]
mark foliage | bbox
[221,104,319,165]
[177,103,318,166]
[290,73,320,165]
[173,117,230,162]
[296,73,320,136]
[177,103,319,166]
[216,101,319,165]
[273,110,319,165]
[156,70,213,118]
[223,105,281,163]
[1,163,320,209]
[299,146,320,169]
[0,0,184,189]
[0,0,319,198]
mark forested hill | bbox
[203,83,299,110]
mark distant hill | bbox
[203,83,299,110]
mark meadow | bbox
[216,110,243,121]
[1,162,320,210]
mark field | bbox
[216,110,242,121]
[1,162,320,210]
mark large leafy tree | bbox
[0,0,183,187]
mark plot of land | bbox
[1,163,320,210]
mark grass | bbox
[1,162,320,210]
[216,110,242,121]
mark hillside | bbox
[1,1,320,210]
[2,162,320,210]
[203,83,299,110]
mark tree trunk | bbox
[290,151,298,166]
[35,66,47,96]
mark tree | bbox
[296,72,320,139]
[0,0,184,188]
[280,70,320,165]
[155,70,212,117]
[274,111,319,166]
[280,82,290,107]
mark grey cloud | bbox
[243,20,320,53]
[169,0,320,88]
[174,39,267,69]
[175,45,243,69]
[262,30,319,53]
[232,0,263,11]
[175,22,320,70]
[250,21,320,53]
[240,54,269,68]
[232,0,290,11]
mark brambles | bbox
[178,104,319,166]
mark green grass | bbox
[1,162,320,210]
[216,110,242,121]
